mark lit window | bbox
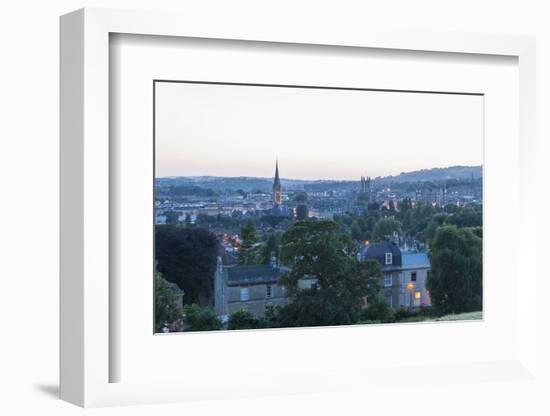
[240,287,249,301]
[266,285,273,299]
[414,291,421,300]
[411,272,417,282]
[385,252,393,265]
[384,274,393,287]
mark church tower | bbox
[272,159,282,207]
[366,176,373,203]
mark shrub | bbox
[228,309,264,330]
[393,307,417,322]
[182,304,222,331]
[360,298,393,323]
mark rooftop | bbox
[226,264,284,286]
[401,252,430,269]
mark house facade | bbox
[361,241,431,308]
[214,257,289,318]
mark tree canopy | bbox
[295,204,308,220]
[182,304,222,331]
[279,220,381,326]
[426,225,482,314]
[155,225,219,306]
[154,268,182,331]
[238,220,259,265]
[372,216,402,241]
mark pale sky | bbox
[155,82,483,180]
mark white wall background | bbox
[0,1,548,415]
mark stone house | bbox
[214,257,289,319]
[361,241,431,308]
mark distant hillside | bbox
[156,165,482,192]
[377,166,482,184]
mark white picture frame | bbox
[60,7,537,408]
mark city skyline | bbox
[155,82,484,180]
[156,162,482,181]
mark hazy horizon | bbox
[155,82,484,179]
[155,164,483,182]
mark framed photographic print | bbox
[60,8,538,408]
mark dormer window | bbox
[385,252,393,265]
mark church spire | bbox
[272,159,282,206]
[274,159,280,186]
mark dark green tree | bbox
[261,215,286,229]
[227,308,263,330]
[154,268,182,331]
[278,221,381,326]
[426,225,482,314]
[295,204,308,220]
[421,213,449,242]
[261,232,281,264]
[164,210,179,224]
[295,192,308,203]
[155,225,219,306]
[373,216,402,241]
[238,220,259,265]
[360,297,392,323]
[350,220,364,241]
[447,206,482,228]
[182,304,222,331]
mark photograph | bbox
[153,81,483,333]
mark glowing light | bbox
[414,291,421,300]
[407,283,414,290]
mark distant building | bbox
[214,257,288,318]
[415,187,446,206]
[361,241,431,308]
[270,159,292,217]
[359,175,374,203]
[213,255,320,319]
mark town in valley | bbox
[154,161,483,332]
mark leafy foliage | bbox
[294,192,308,203]
[295,204,308,220]
[373,216,402,241]
[261,231,281,264]
[164,210,179,224]
[360,297,392,323]
[154,269,182,331]
[182,304,222,331]
[227,308,264,330]
[155,225,219,306]
[426,225,482,314]
[238,220,259,265]
[278,220,381,326]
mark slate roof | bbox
[226,264,284,286]
[222,251,238,266]
[401,252,430,269]
[361,241,402,268]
